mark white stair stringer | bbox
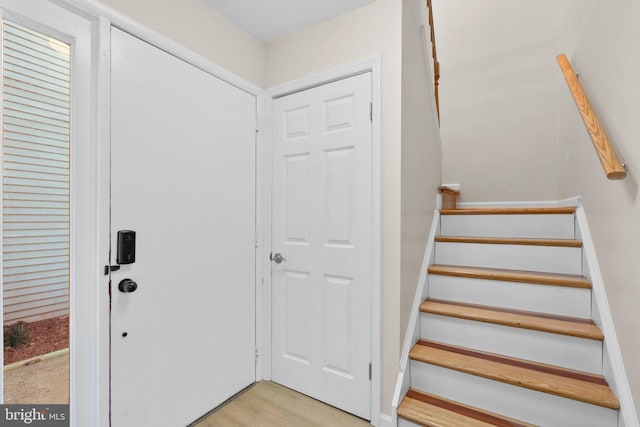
[576,206,639,427]
[429,274,591,318]
[410,360,618,427]
[434,241,583,275]
[420,312,602,374]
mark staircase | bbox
[396,194,621,426]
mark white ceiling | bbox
[200,0,377,43]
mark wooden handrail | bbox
[426,0,440,120]
[557,54,626,179]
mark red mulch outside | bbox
[4,316,69,365]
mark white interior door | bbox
[110,28,256,427]
[271,72,372,419]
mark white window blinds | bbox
[2,20,71,324]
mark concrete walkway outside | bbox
[4,351,69,404]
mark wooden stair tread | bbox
[410,340,620,410]
[428,264,591,289]
[420,299,603,340]
[398,389,537,427]
[440,207,575,215]
[435,236,582,247]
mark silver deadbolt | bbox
[271,253,286,264]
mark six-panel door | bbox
[271,72,373,419]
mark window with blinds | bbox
[2,20,71,324]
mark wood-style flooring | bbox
[193,381,372,427]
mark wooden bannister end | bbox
[439,186,460,210]
[557,54,626,180]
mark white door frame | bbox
[262,58,382,426]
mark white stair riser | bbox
[411,361,617,427]
[398,419,422,427]
[429,274,591,318]
[440,214,575,239]
[420,313,602,374]
[435,242,582,275]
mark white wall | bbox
[558,0,640,419]
[99,0,267,87]
[433,0,560,202]
[400,0,442,352]
[267,0,403,417]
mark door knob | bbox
[271,253,286,264]
[118,278,138,293]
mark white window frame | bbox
[0,1,99,425]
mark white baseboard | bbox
[379,413,394,427]
[457,196,581,209]
[437,184,582,209]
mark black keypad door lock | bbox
[118,279,138,293]
[117,230,136,264]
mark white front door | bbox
[110,28,256,427]
[271,72,372,419]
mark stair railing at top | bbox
[556,54,627,180]
[427,0,440,120]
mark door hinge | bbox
[255,347,259,362]
[369,362,372,380]
[369,102,373,122]
[256,114,260,133]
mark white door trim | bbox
[263,57,382,426]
